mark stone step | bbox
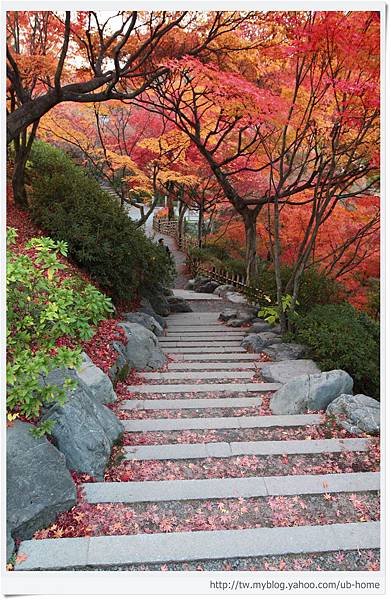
[126,382,279,394]
[165,347,248,355]
[141,371,254,381]
[163,334,244,340]
[122,396,263,410]
[165,326,234,332]
[167,313,221,322]
[15,522,380,570]
[172,289,220,300]
[82,472,379,504]
[159,341,243,348]
[162,338,244,344]
[123,437,371,461]
[170,353,261,361]
[120,413,320,432]
[166,362,259,371]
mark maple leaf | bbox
[15,553,28,564]
[53,528,64,538]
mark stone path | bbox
[15,307,380,571]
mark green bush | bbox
[252,265,345,313]
[290,303,380,399]
[7,228,113,433]
[29,141,173,301]
[188,244,247,277]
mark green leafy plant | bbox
[7,227,114,431]
[252,265,345,313]
[258,294,299,325]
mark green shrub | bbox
[7,228,113,431]
[188,244,246,276]
[29,141,173,301]
[290,303,380,399]
[253,265,345,313]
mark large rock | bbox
[7,528,15,562]
[123,311,163,336]
[226,291,247,304]
[261,360,320,384]
[226,318,249,328]
[76,352,117,405]
[270,369,354,415]
[246,322,275,334]
[118,322,166,370]
[264,342,307,361]
[140,295,170,318]
[7,421,77,540]
[42,369,123,479]
[109,341,130,383]
[326,394,380,435]
[226,307,258,327]
[138,305,167,329]
[219,308,237,322]
[167,296,193,313]
[213,284,236,297]
[195,280,220,294]
[241,332,282,352]
[149,293,170,317]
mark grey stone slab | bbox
[206,442,232,457]
[264,471,380,496]
[167,362,258,371]
[14,537,90,570]
[84,471,379,503]
[230,437,370,456]
[16,522,379,569]
[126,382,280,394]
[165,328,240,334]
[170,353,261,361]
[122,396,263,410]
[141,371,253,381]
[160,341,243,347]
[120,413,320,432]
[124,437,370,461]
[83,476,269,503]
[331,521,380,551]
[165,347,247,354]
[172,289,220,300]
[166,316,221,324]
[163,335,245,341]
[125,443,208,461]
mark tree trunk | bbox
[243,211,258,284]
[167,182,175,220]
[11,122,39,209]
[177,199,187,248]
[198,206,204,247]
[272,200,287,334]
[12,149,29,208]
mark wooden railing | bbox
[153,216,196,253]
[153,216,265,304]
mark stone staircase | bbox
[15,310,380,570]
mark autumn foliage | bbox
[6,9,380,316]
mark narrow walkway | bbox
[15,232,380,571]
[16,309,380,571]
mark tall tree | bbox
[138,10,379,293]
[7,10,258,143]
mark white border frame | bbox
[0,1,388,596]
